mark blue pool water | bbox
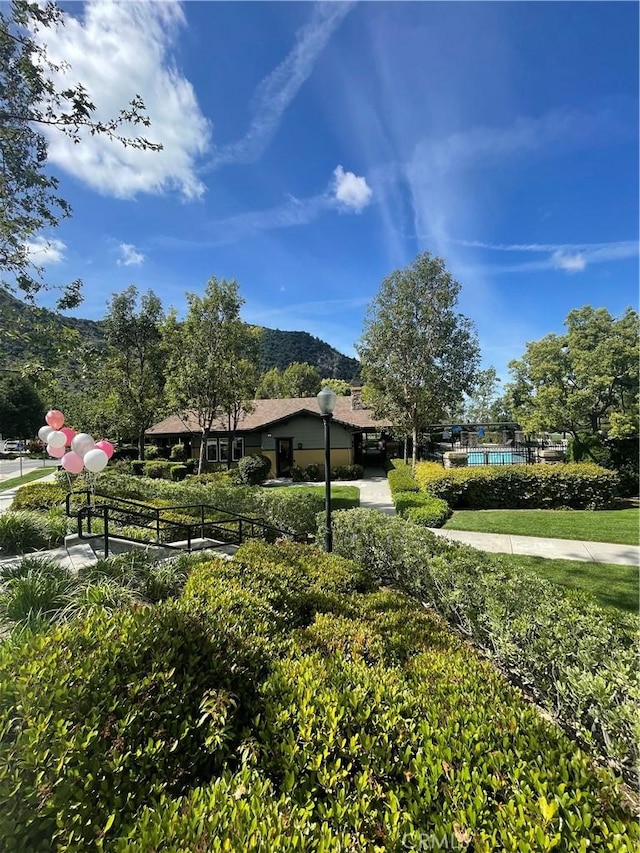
[467,450,527,466]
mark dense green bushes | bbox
[0,542,638,851]
[329,509,639,774]
[386,461,450,527]
[0,509,69,555]
[11,482,66,510]
[237,454,272,485]
[291,463,364,482]
[0,602,248,851]
[415,461,619,509]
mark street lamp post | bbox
[317,386,337,552]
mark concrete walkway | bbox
[1,468,637,568]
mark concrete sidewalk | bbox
[427,528,640,567]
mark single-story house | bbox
[146,389,392,477]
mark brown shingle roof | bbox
[146,397,391,435]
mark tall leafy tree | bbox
[358,251,480,468]
[0,1,161,308]
[506,306,639,440]
[163,277,256,475]
[103,287,166,459]
[0,371,43,438]
[256,366,287,399]
[320,377,351,396]
[219,355,259,468]
[461,366,505,423]
[282,362,321,397]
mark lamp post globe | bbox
[316,387,337,551]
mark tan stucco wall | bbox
[292,448,352,468]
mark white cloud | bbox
[34,1,210,200]
[117,243,145,267]
[453,238,638,274]
[26,237,66,265]
[210,2,355,169]
[332,165,373,213]
[551,251,586,273]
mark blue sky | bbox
[31,0,638,382]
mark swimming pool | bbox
[467,449,527,466]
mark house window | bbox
[206,437,244,462]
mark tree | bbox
[506,306,639,439]
[0,1,161,308]
[163,277,257,475]
[103,286,166,459]
[256,366,287,399]
[320,377,351,396]
[282,362,321,397]
[219,355,259,469]
[461,366,505,423]
[0,371,44,438]
[357,251,480,468]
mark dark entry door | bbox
[276,438,294,477]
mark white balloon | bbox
[38,425,53,442]
[72,433,95,457]
[47,429,67,449]
[83,448,108,473]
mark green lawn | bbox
[293,485,360,511]
[0,468,57,492]
[444,508,640,545]
[497,553,639,614]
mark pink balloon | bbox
[61,451,84,475]
[47,443,65,458]
[95,439,114,459]
[62,427,77,446]
[45,409,65,430]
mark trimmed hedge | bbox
[237,454,272,485]
[387,464,420,494]
[329,509,639,775]
[394,492,451,527]
[415,461,619,509]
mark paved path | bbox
[1,468,637,567]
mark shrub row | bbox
[291,463,364,482]
[385,462,450,527]
[130,460,195,480]
[0,509,69,555]
[414,461,619,509]
[1,544,637,850]
[13,473,332,538]
[329,509,639,774]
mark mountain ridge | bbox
[0,290,360,381]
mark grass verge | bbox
[292,485,360,510]
[497,553,639,614]
[444,507,639,545]
[0,468,57,493]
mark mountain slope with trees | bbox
[0,291,360,382]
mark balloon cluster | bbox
[38,409,114,475]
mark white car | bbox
[2,440,25,452]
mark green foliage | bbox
[387,463,420,493]
[358,251,480,466]
[169,443,187,461]
[329,509,640,772]
[320,377,351,396]
[237,454,272,485]
[415,461,619,509]
[0,510,62,555]
[256,326,360,381]
[568,432,639,496]
[395,493,451,527]
[0,1,160,307]
[331,463,364,480]
[506,306,639,438]
[10,481,66,510]
[162,277,258,475]
[0,602,248,851]
[0,542,638,850]
[0,373,43,439]
[103,287,166,457]
[143,460,172,479]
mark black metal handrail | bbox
[66,491,310,557]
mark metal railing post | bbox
[104,507,109,558]
[200,504,205,539]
